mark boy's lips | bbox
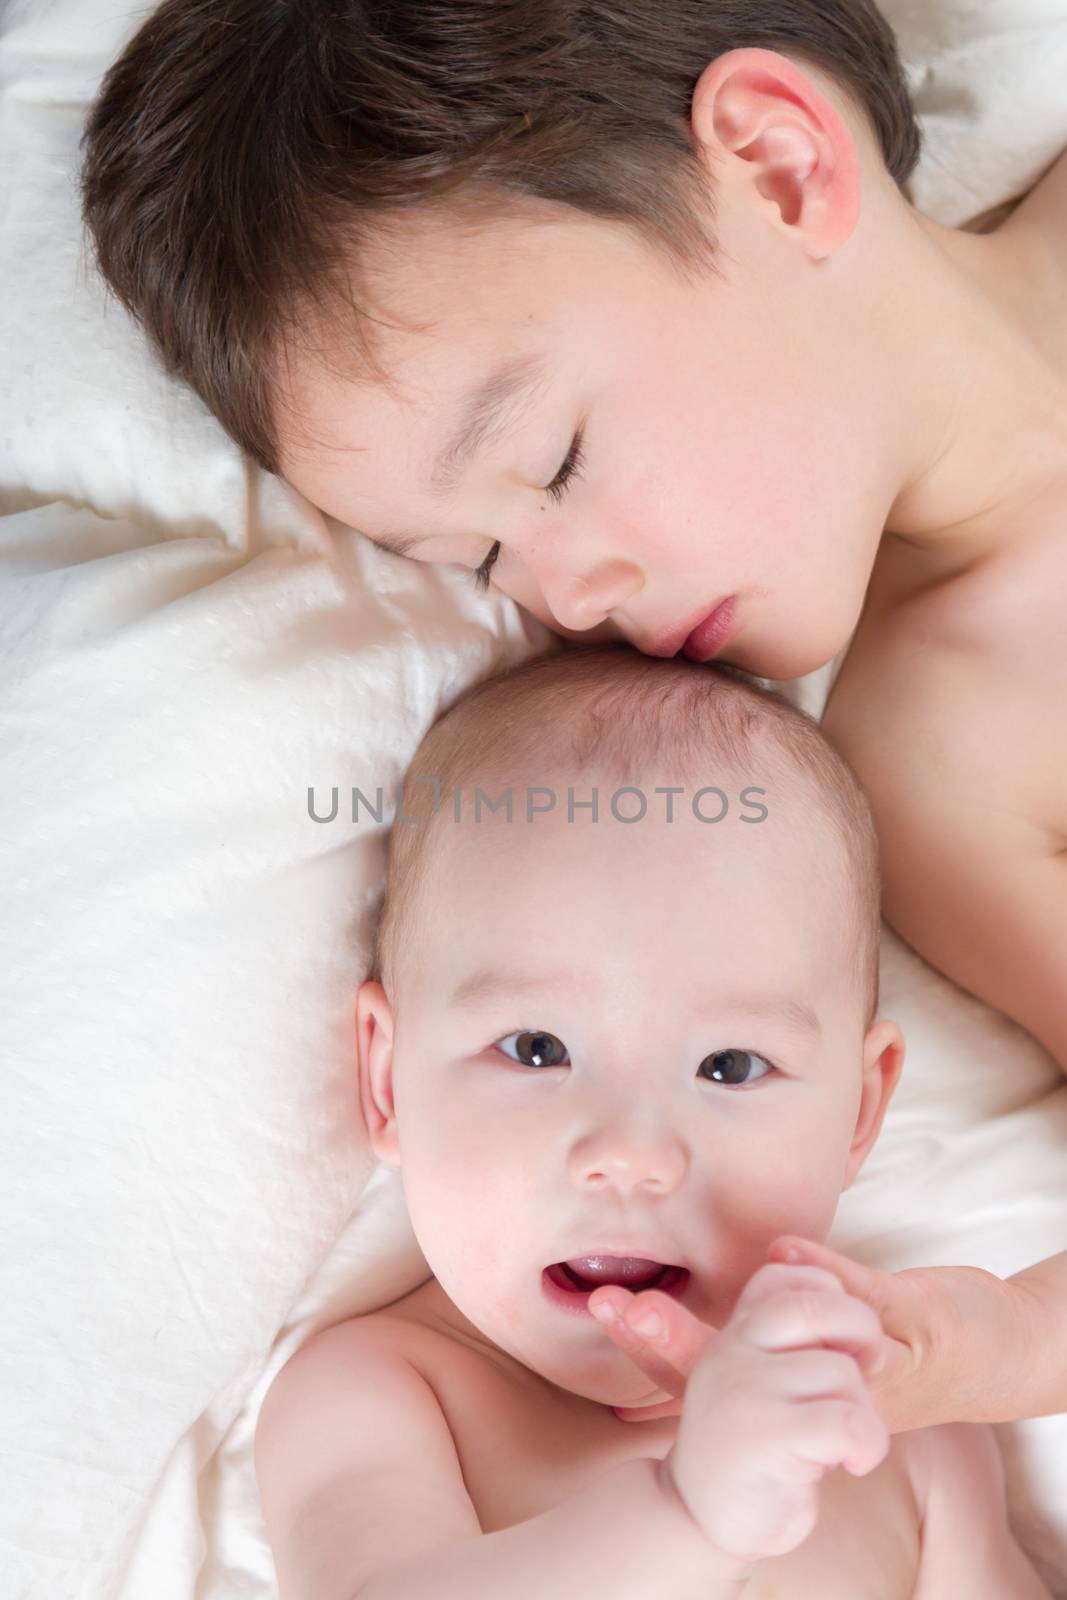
[637,596,738,661]
[681,597,739,663]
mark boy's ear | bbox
[690,47,861,260]
[355,980,401,1168]
[843,1019,906,1190]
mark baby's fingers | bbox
[740,1278,884,1366]
[588,1288,693,1403]
[735,1262,852,1314]
[590,1287,717,1384]
[790,1399,890,1480]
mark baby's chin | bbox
[522,1344,675,1411]
[566,1374,675,1411]
[440,1291,680,1410]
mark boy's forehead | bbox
[277,328,546,538]
[274,203,653,501]
[283,345,556,536]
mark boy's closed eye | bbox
[471,424,587,591]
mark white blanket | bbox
[1,1,1065,1596]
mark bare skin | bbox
[821,147,1067,1074]
[353,1274,920,1596]
[270,42,1067,1465]
[276,63,1067,1076]
[255,746,1050,1598]
[256,1268,1048,1597]
[625,150,1067,1429]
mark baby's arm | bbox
[253,1320,746,1600]
[909,1422,1051,1599]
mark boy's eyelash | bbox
[471,541,500,593]
[544,422,586,506]
[471,423,587,592]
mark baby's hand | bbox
[662,1263,890,1565]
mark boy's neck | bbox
[879,196,1067,581]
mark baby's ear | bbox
[843,1019,906,1189]
[355,980,401,1167]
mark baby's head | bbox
[357,645,903,1405]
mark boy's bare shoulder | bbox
[904,1423,1050,1599]
[825,524,1067,839]
[1003,142,1067,270]
[254,1310,480,1600]
[823,530,1067,1067]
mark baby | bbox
[255,645,1048,1599]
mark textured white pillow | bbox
[891,0,1067,227]
[0,493,558,1600]
[0,0,259,532]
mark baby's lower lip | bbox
[541,1264,690,1319]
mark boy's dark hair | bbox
[80,1,921,477]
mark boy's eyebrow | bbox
[429,352,551,498]
[366,528,431,560]
[359,353,550,558]
[449,967,822,1037]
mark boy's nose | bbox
[537,556,644,634]
[567,1121,688,1196]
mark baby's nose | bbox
[567,1123,687,1195]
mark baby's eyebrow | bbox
[449,966,579,1010]
[449,967,821,1037]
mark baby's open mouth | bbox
[544,1256,690,1303]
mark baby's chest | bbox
[423,1340,921,1598]
[743,1461,921,1600]
[423,1334,657,1530]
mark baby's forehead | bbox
[418,759,845,892]
[405,778,854,1009]
[378,654,876,1008]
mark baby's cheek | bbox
[406,1138,530,1274]
[487,1279,526,1335]
[713,1146,840,1270]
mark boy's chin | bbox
[729,630,842,684]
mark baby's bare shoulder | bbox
[254,1315,480,1600]
[906,1424,1050,1599]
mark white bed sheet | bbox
[1,1,1065,1596]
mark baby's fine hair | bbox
[372,644,882,1023]
[80,0,920,477]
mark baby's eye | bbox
[697,1049,775,1087]
[496,1030,570,1068]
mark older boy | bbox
[82,1,1067,1432]
[255,646,1048,1599]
